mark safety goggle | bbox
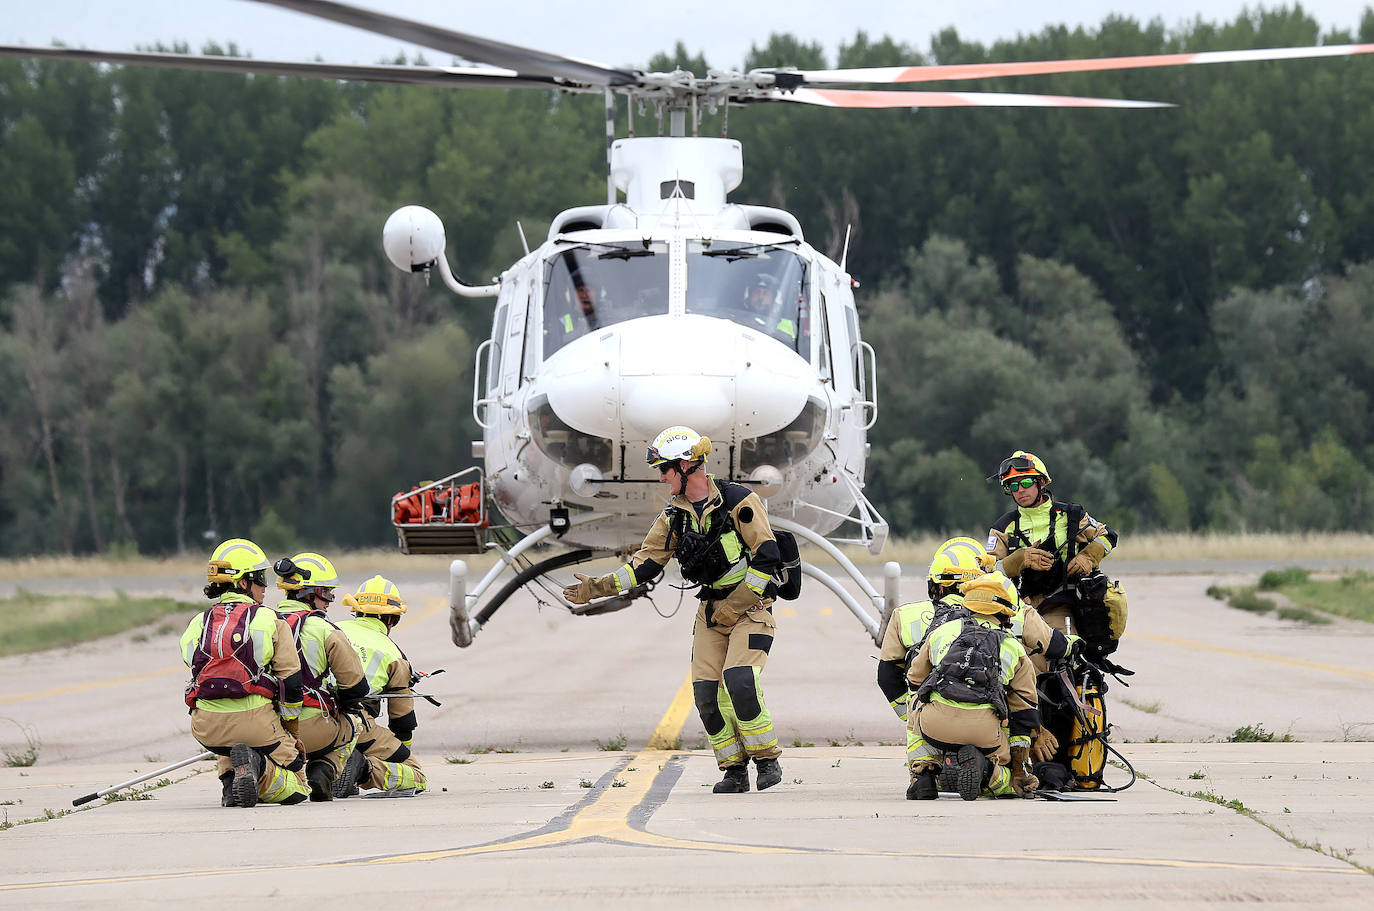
[998,455,1035,477]
[656,462,678,475]
[243,570,267,587]
[1004,477,1038,491]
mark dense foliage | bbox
[2,6,1374,555]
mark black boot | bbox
[906,769,938,800]
[229,742,264,809]
[754,758,782,791]
[955,745,991,802]
[220,772,236,808]
[332,747,367,799]
[307,761,335,802]
[712,765,750,793]
[938,755,959,794]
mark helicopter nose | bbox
[621,376,733,439]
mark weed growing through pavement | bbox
[595,732,628,751]
[1,720,40,767]
[445,756,475,764]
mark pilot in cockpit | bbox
[745,273,797,342]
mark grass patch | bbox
[1258,567,1311,590]
[445,755,475,764]
[1226,588,1276,614]
[0,591,200,657]
[1227,724,1295,743]
[1263,570,1374,624]
[1122,698,1163,714]
[104,777,172,802]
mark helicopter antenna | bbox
[516,220,530,256]
[840,224,853,272]
[605,89,616,204]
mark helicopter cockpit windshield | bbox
[544,242,669,355]
[686,241,810,360]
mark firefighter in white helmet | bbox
[564,425,786,794]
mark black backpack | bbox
[666,481,801,600]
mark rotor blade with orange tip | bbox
[782,42,1374,86]
[779,88,1173,109]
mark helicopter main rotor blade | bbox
[778,88,1172,109]
[780,41,1374,86]
[251,0,638,86]
[0,44,570,90]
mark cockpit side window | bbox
[684,241,811,361]
[542,242,669,357]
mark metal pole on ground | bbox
[71,750,214,806]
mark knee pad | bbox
[384,743,412,765]
[722,666,762,720]
[692,680,726,735]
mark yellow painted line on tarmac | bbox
[646,674,694,749]
[0,665,184,707]
[1137,633,1374,682]
[778,607,798,618]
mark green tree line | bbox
[1,5,1373,554]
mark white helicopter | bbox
[6,1,1373,648]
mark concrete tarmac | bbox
[2,560,1373,907]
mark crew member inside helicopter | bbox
[743,273,798,343]
[562,426,786,794]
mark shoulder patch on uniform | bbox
[737,505,754,523]
[986,533,998,551]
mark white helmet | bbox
[646,425,712,468]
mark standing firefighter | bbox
[181,538,309,807]
[337,575,428,797]
[905,573,1040,801]
[986,450,1123,659]
[273,552,370,801]
[563,425,785,794]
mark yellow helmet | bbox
[960,571,1020,617]
[646,425,712,468]
[928,536,995,588]
[343,574,408,616]
[992,450,1051,490]
[207,538,270,585]
[275,552,339,593]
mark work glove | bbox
[563,572,597,605]
[281,716,301,739]
[293,737,307,760]
[1065,553,1095,577]
[1023,547,1055,571]
[1010,745,1039,797]
[1029,727,1059,764]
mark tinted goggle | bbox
[243,570,267,587]
[998,456,1035,477]
[1004,477,1038,491]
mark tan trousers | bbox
[191,703,305,800]
[690,601,781,767]
[909,700,1010,779]
[355,711,427,791]
[299,708,355,776]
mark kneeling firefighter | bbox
[273,552,370,801]
[905,573,1040,801]
[563,425,787,794]
[876,537,989,798]
[181,538,310,808]
[986,450,1126,661]
[337,576,428,797]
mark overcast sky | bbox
[3,2,1371,72]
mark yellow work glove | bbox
[1065,553,1095,577]
[1029,727,1059,764]
[1009,745,1039,797]
[1023,547,1056,571]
